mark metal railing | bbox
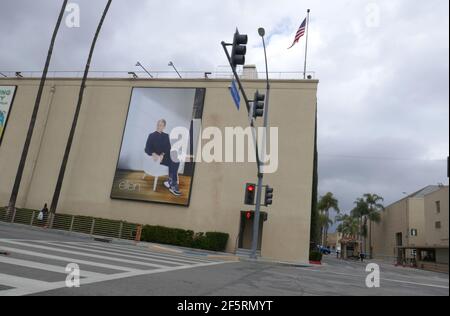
[0,70,316,80]
[0,207,141,241]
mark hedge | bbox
[309,250,323,262]
[141,225,229,252]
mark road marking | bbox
[43,241,208,265]
[0,273,51,291]
[0,240,174,269]
[0,239,235,296]
[0,245,139,272]
[71,241,215,263]
[0,256,104,278]
[34,241,195,266]
[0,260,235,296]
[380,278,449,289]
[296,267,449,289]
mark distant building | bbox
[326,232,341,251]
[371,185,449,273]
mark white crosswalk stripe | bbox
[0,238,232,296]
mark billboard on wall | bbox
[0,86,17,146]
[111,87,206,206]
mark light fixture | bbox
[168,61,182,79]
[128,71,138,79]
[135,61,153,78]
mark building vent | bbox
[242,65,258,80]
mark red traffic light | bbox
[246,211,252,220]
[245,183,256,205]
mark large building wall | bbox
[424,186,449,248]
[0,77,318,264]
[407,198,426,248]
[371,186,449,263]
[371,199,408,259]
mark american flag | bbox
[288,17,307,49]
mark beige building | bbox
[0,76,318,264]
[372,185,449,272]
[326,232,342,251]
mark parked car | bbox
[317,245,331,255]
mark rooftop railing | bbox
[0,70,316,80]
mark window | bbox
[396,233,403,246]
[436,201,441,213]
[435,221,442,229]
[410,229,418,237]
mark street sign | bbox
[229,80,241,110]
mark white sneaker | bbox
[164,181,171,189]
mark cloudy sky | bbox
[1,0,448,218]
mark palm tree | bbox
[336,214,360,259]
[363,194,384,259]
[336,214,359,240]
[318,193,340,245]
[351,198,369,254]
[318,213,333,246]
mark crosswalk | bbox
[0,238,230,296]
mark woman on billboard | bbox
[144,119,181,196]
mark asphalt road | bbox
[0,223,448,296]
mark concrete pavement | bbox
[0,223,448,296]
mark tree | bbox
[351,198,369,254]
[318,213,333,246]
[336,214,359,240]
[363,193,384,258]
[318,192,340,246]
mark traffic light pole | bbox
[250,29,271,259]
[222,28,271,260]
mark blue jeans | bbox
[168,160,180,188]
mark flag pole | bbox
[303,9,311,79]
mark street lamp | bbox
[248,27,272,260]
[168,61,182,79]
[135,61,153,78]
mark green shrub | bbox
[309,250,323,262]
[141,225,229,252]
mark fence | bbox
[0,207,141,241]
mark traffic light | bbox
[244,183,256,205]
[231,30,248,69]
[252,90,265,119]
[264,186,273,206]
[245,211,253,220]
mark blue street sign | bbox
[229,80,241,111]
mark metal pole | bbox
[49,0,112,225]
[250,29,271,259]
[136,62,153,78]
[168,62,182,79]
[221,42,262,175]
[7,0,68,220]
[303,9,311,79]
